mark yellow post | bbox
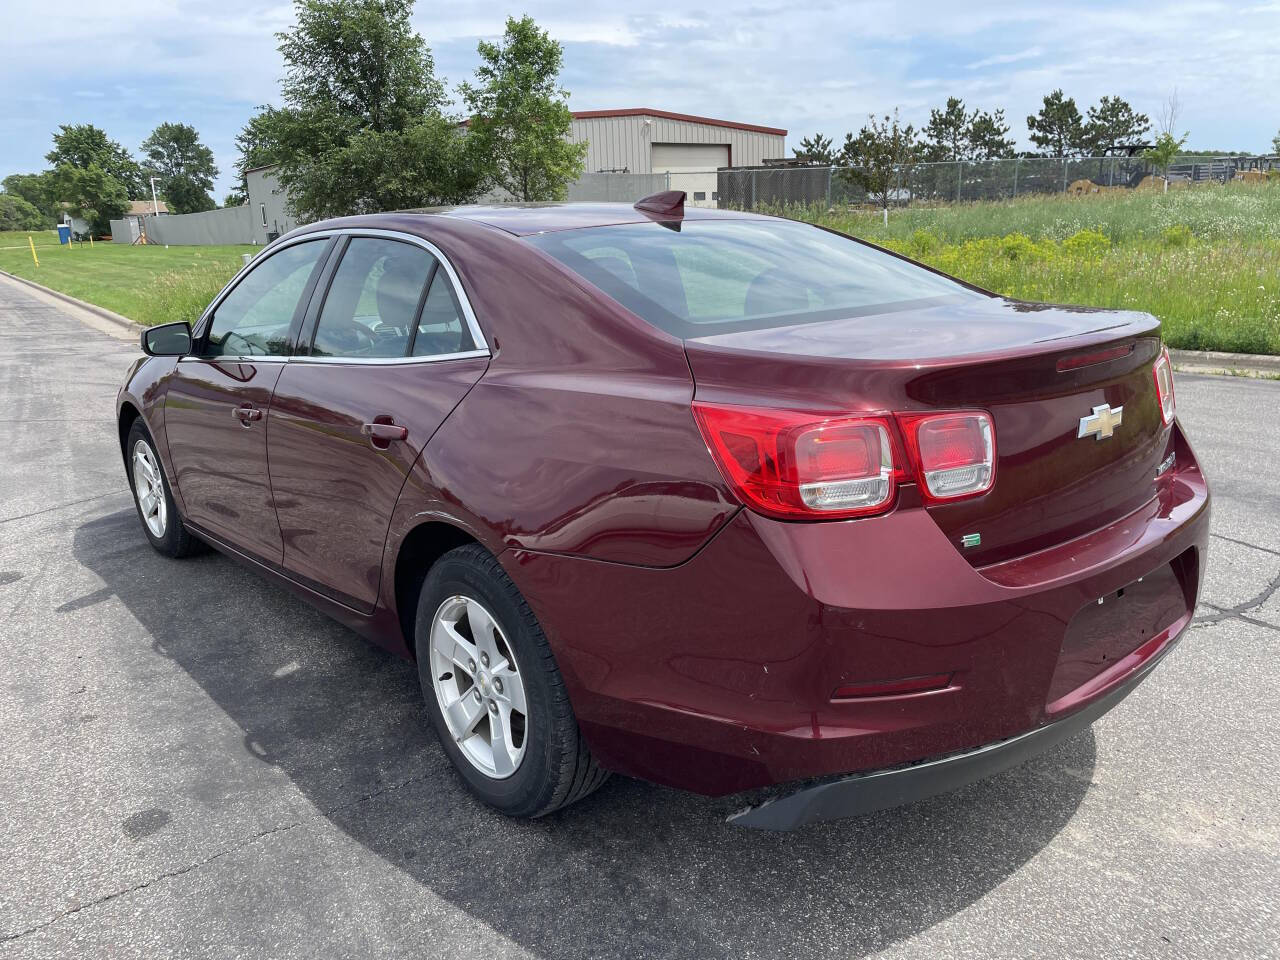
[28,236,38,267]
[89,234,94,248]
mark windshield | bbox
[527,218,982,338]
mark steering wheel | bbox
[224,330,265,356]
[315,317,378,357]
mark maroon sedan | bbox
[117,192,1208,829]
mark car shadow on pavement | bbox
[75,509,1096,960]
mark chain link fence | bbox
[569,155,1278,211]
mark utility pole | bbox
[149,177,161,216]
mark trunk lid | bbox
[684,297,1171,566]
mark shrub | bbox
[905,229,940,259]
[1062,228,1111,260]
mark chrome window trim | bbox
[193,226,491,365]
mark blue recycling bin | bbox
[57,224,71,245]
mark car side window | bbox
[203,240,327,357]
[411,269,476,356]
[311,237,434,359]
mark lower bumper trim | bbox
[728,627,1183,831]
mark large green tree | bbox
[459,15,586,201]
[1083,96,1151,154]
[140,122,219,213]
[46,124,144,196]
[49,164,129,235]
[236,0,481,219]
[2,172,57,224]
[1026,90,1086,157]
[0,193,47,231]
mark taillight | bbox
[898,412,996,501]
[1153,345,1176,425]
[691,403,903,519]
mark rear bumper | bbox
[505,422,1210,800]
[729,614,1183,829]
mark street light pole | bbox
[149,177,160,216]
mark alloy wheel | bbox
[429,595,528,779]
[131,440,168,538]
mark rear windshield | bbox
[526,218,981,338]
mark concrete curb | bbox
[0,269,143,338]
[1170,348,1280,378]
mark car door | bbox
[164,237,333,563]
[266,232,490,612]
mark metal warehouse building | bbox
[566,108,787,206]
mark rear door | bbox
[266,232,489,612]
[164,237,332,562]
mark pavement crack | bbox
[1211,532,1280,558]
[0,771,431,944]
[1195,566,1280,626]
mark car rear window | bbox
[526,219,981,338]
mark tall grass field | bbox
[1,182,1278,354]
[772,182,1280,355]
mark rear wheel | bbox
[415,544,608,818]
[126,419,200,558]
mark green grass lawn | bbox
[0,233,252,327]
[771,182,1280,355]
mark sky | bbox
[2,0,1278,200]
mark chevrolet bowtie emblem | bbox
[1078,403,1123,441]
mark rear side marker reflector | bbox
[1153,345,1176,426]
[833,673,953,700]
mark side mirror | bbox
[141,322,192,357]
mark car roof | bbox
[410,202,777,237]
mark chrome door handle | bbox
[361,421,408,444]
[233,406,262,423]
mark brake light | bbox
[691,403,903,519]
[1153,345,1176,425]
[898,412,996,501]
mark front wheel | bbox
[415,544,608,818]
[125,419,200,558]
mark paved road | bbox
[1,275,1277,960]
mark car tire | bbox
[125,419,201,559]
[415,543,609,818]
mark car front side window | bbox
[202,240,328,357]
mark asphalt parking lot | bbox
[1,275,1277,960]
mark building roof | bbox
[570,108,786,137]
[126,199,168,215]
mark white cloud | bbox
[967,47,1043,70]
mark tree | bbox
[793,133,835,164]
[923,97,971,161]
[0,194,47,231]
[140,122,219,213]
[2,173,56,223]
[1026,90,1086,157]
[237,0,481,220]
[1271,128,1279,154]
[49,164,129,236]
[1145,131,1189,177]
[223,191,247,207]
[967,109,1016,160]
[1083,96,1151,154]
[839,110,918,213]
[460,15,586,201]
[923,98,1015,161]
[46,124,144,196]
